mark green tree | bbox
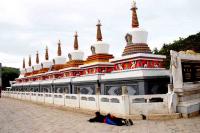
[2,67,19,90]
[154,32,200,68]
[152,48,159,54]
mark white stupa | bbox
[91,20,110,54]
[26,55,33,73]
[19,58,26,78]
[122,0,151,56]
[129,0,148,44]
[33,51,42,71]
[69,32,84,61]
[41,46,53,69]
[54,40,66,65]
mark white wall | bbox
[3,91,175,116]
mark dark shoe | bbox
[128,119,133,125]
[124,120,129,126]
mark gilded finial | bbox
[23,58,25,68]
[74,31,78,50]
[131,0,139,28]
[36,51,39,64]
[28,55,32,66]
[57,40,62,56]
[96,20,102,41]
[45,46,49,60]
[132,0,137,8]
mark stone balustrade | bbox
[1,91,174,116]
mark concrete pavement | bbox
[0,97,199,133]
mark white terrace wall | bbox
[65,94,80,108]
[21,92,26,100]
[30,92,37,102]
[2,91,175,116]
[37,93,45,103]
[80,94,99,111]
[25,92,31,101]
[44,93,53,104]
[53,93,65,106]
[129,94,169,115]
[99,95,127,115]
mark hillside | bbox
[1,67,19,89]
[153,32,200,68]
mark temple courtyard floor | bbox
[0,97,199,133]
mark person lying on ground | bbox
[88,112,133,126]
[88,111,105,123]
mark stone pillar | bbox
[122,86,130,115]
[96,86,100,111]
[77,87,81,108]
[170,50,183,91]
[168,84,173,93]
[122,86,128,95]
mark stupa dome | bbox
[71,50,84,60]
[54,56,66,65]
[33,64,42,71]
[92,41,109,54]
[20,68,26,74]
[26,67,33,73]
[128,27,148,44]
[42,60,53,68]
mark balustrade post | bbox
[96,86,100,111]
[77,87,81,108]
[168,84,173,94]
[147,99,150,103]
[122,86,130,115]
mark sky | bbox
[0,0,199,68]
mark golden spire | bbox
[45,46,49,60]
[74,31,78,50]
[57,40,62,56]
[28,55,31,66]
[36,51,39,64]
[96,20,102,41]
[23,58,25,68]
[131,0,139,28]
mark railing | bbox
[53,93,65,106]
[25,92,31,101]
[13,91,18,99]
[129,94,169,115]
[2,91,173,115]
[21,92,26,100]
[37,92,45,103]
[10,91,14,98]
[30,92,37,102]
[99,95,124,115]
[64,94,80,108]
[17,92,22,99]
[44,92,53,104]
[80,94,98,111]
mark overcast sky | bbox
[0,0,199,68]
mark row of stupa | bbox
[17,1,165,83]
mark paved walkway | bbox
[0,97,200,133]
